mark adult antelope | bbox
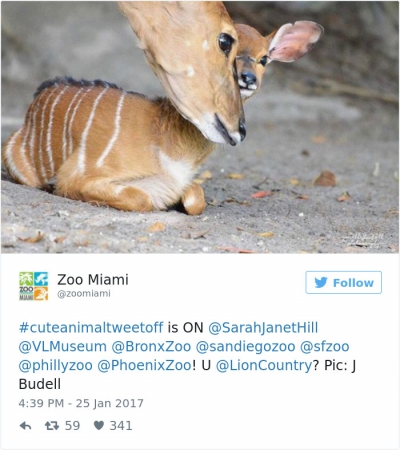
[2,20,323,215]
[118,1,246,146]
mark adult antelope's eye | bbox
[259,55,268,67]
[218,33,234,56]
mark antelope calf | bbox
[2,21,323,215]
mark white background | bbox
[1,254,399,450]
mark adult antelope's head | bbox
[118,1,245,146]
[235,21,324,101]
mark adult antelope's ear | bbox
[266,21,324,63]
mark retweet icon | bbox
[315,277,328,288]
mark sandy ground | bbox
[1,2,398,254]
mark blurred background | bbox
[2,2,398,140]
[228,2,398,96]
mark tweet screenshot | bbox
[0,254,398,450]
[1,1,399,449]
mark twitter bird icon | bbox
[315,277,328,288]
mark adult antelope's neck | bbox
[118,1,245,146]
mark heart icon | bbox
[94,421,104,430]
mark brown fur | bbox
[2,79,215,213]
[2,21,323,215]
[118,1,244,144]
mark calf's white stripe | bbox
[77,87,109,173]
[61,88,83,162]
[67,87,93,157]
[97,92,125,168]
[4,129,30,185]
[19,106,39,184]
[38,87,58,180]
[46,85,69,174]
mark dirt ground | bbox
[1,2,399,254]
